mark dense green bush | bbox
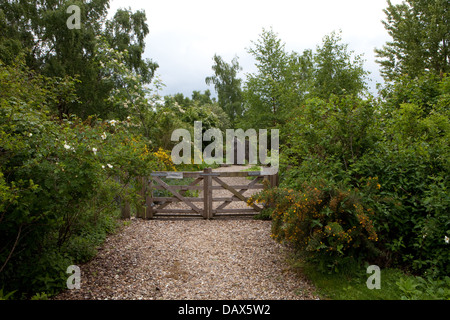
[276,76,449,278]
[351,96,450,277]
[249,182,380,274]
[0,58,160,298]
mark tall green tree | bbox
[205,54,243,126]
[0,1,157,119]
[104,8,158,84]
[312,31,369,100]
[243,28,303,129]
[375,0,450,81]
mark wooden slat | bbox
[153,196,248,203]
[153,214,204,218]
[136,177,146,219]
[203,168,213,219]
[154,209,201,213]
[151,171,268,178]
[213,213,257,218]
[152,185,203,190]
[146,177,153,220]
[210,185,264,190]
[151,171,202,178]
[153,197,204,202]
[213,209,260,213]
[121,200,131,219]
[212,197,246,202]
[213,171,261,177]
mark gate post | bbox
[136,177,146,219]
[121,199,131,219]
[269,173,279,188]
[203,168,213,219]
[145,177,154,219]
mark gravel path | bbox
[54,166,318,300]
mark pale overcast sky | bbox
[107,0,403,97]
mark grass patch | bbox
[285,252,450,300]
[301,263,404,300]
[241,165,262,180]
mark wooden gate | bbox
[124,168,278,219]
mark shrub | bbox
[249,182,379,273]
[0,57,160,298]
[278,78,449,278]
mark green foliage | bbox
[375,0,450,82]
[0,0,448,300]
[242,28,370,130]
[206,54,243,125]
[380,73,443,114]
[276,73,449,278]
[311,31,369,100]
[0,57,160,298]
[351,99,450,277]
[0,288,17,300]
[0,0,157,119]
[104,7,158,84]
[242,28,303,128]
[297,259,406,300]
[396,276,450,300]
[248,183,380,274]
[159,91,231,151]
[281,95,380,185]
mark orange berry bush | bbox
[248,182,379,270]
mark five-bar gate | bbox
[123,168,278,219]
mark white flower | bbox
[64,142,73,151]
[92,147,97,155]
[109,120,117,126]
[28,133,33,137]
[107,164,113,169]
[445,236,449,244]
[101,165,105,169]
[101,132,107,140]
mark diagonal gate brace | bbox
[152,176,202,214]
[212,176,262,212]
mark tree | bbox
[205,54,243,126]
[312,31,369,100]
[0,7,23,65]
[375,0,450,82]
[0,1,157,119]
[242,28,303,129]
[104,8,158,84]
[0,0,110,117]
